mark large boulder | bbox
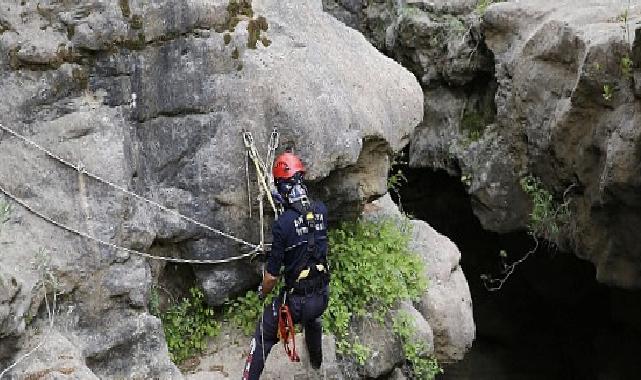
[0,0,422,377]
[363,195,475,362]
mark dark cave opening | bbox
[397,167,641,380]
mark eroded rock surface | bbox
[363,194,475,363]
[0,0,422,377]
[325,0,641,289]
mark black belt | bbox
[287,275,327,296]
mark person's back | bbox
[242,152,330,380]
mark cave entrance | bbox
[397,167,641,380]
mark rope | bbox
[245,151,252,219]
[0,182,261,264]
[243,131,277,216]
[265,128,279,187]
[0,122,272,264]
[0,123,259,250]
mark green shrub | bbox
[157,287,220,364]
[393,311,442,380]
[325,219,428,359]
[461,111,491,143]
[602,84,614,101]
[621,56,633,79]
[520,175,570,241]
[388,151,408,194]
[222,282,281,335]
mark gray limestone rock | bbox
[0,0,422,377]
[326,0,641,289]
[185,329,341,380]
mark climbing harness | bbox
[0,122,279,265]
[287,202,330,292]
[277,292,300,362]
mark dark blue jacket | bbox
[266,202,328,287]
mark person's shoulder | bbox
[313,201,328,214]
[277,208,299,224]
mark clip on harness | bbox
[278,292,300,362]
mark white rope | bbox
[246,151,252,219]
[243,131,277,216]
[265,128,279,188]
[0,182,261,264]
[0,122,272,264]
[0,123,258,250]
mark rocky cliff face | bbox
[0,0,425,378]
[324,0,641,289]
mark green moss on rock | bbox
[119,0,131,18]
[247,19,259,49]
[130,14,143,29]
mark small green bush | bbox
[621,56,633,79]
[222,282,281,335]
[325,219,428,359]
[157,287,220,364]
[602,84,614,101]
[520,175,570,241]
[393,311,442,380]
[388,151,408,194]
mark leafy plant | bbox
[157,287,220,364]
[519,175,571,241]
[461,111,489,143]
[325,219,428,359]
[621,55,633,79]
[349,341,371,366]
[482,177,573,291]
[222,282,281,335]
[602,84,614,101]
[393,311,442,379]
[388,169,408,193]
[388,151,408,194]
[476,0,505,15]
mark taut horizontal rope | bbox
[0,122,267,264]
[0,123,258,249]
[0,182,261,264]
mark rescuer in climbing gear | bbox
[242,152,330,380]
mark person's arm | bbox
[260,220,284,298]
[260,271,279,298]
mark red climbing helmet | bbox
[273,152,305,180]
